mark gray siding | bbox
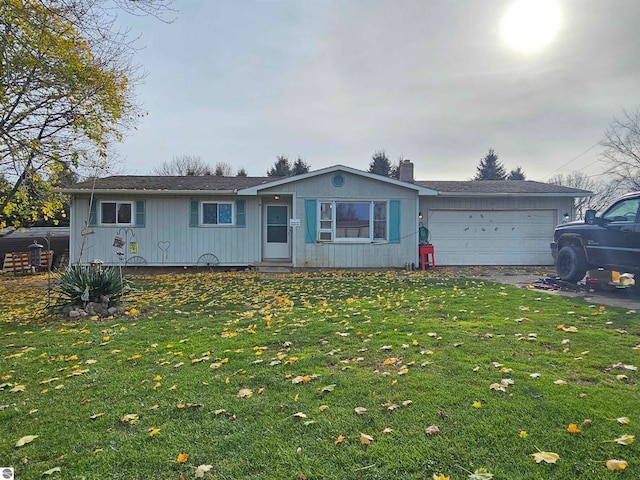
[261,172,420,268]
[69,195,260,266]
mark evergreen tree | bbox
[291,157,311,176]
[267,156,292,177]
[473,149,507,180]
[236,167,248,177]
[507,166,526,180]
[368,150,392,176]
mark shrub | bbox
[56,265,131,306]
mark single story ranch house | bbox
[62,162,591,269]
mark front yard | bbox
[0,271,638,479]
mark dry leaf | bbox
[120,414,139,424]
[42,467,62,475]
[616,417,630,425]
[432,474,449,480]
[472,401,482,409]
[334,434,345,445]
[293,412,307,419]
[531,451,559,463]
[360,433,374,445]
[148,428,161,437]
[176,453,189,464]
[15,435,38,447]
[354,407,367,415]
[468,468,494,479]
[195,464,213,478]
[383,427,393,433]
[613,434,635,445]
[606,459,627,471]
[237,388,253,398]
[567,423,581,433]
[425,425,440,436]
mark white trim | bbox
[100,201,134,226]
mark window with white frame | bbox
[318,201,387,241]
[202,202,234,225]
[101,201,133,225]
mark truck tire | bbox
[556,245,588,283]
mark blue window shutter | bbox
[305,199,317,243]
[389,200,401,243]
[88,199,97,226]
[135,200,146,227]
[190,200,199,227]
[236,200,246,227]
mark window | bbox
[202,202,233,225]
[603,198,640,223]
[318,201,387,241]
[101,202,133,225]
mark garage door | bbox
[427,209,556,265]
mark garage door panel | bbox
[428,209,556,266]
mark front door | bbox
[263,204,290,259]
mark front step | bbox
[253,261,294,273]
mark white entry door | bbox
[263,204,290,259]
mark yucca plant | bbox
[56,264,131,306]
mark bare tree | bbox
[214,162,233,176]
[600,108,640,191]
[548,171,616,218]
[152,155,213,176]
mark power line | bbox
[540,142,600,180]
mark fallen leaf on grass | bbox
[425,425,440,436]
[237,388,253,398]
[360,433,374,445]
[293,412,307,419]
[567,423,581,433]
[317,384,336,393]
[606,459,628,471]
[42,467,61,475]
[354,407,367,415]
[616,417,630,425]
[177,453,189,464]
[120,414,139,424]
[89,413,105,420]
[432,474,449,480]
[148,428,161,437]
[195,464,213,477]
[335,434,345,445]
[468,468,494,479]
[531,451,559,464]
[612,434,635,446]
[15,435,38,447]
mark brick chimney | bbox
[398,159,414,183]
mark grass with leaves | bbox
[0,271,638,479]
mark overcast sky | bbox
[115,0,640,182]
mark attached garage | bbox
[416,180,589,266]
[427,209,557,265]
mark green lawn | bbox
[0,271,638,479]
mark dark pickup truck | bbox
[551,191,640,282]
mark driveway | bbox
[435,266,639,311]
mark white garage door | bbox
[427,209,556,265]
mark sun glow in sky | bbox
[501,0,562,53]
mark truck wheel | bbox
[556,245,588,283]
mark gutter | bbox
[432,192,593,198]
[59,189,239,196]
